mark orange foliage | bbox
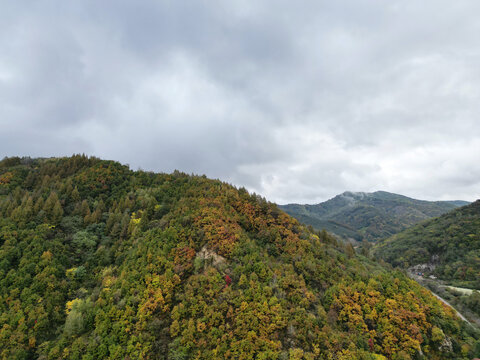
[0,171,13,185]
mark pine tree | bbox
[34,197,44,214]
[43,192,59,216]
[120,212,130,239]
[71,186,80,202]
[52,201,64,225]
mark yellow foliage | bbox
[431,326,444,342]
[65,299,80,314]
[41,251,53,261]
[197,321,206,332]
[66,267,77,279]
[130,211,142,225]
[289,348,304,359]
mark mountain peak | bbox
[340,190,368,198]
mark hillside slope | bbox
[0,156,479,359]
[374,200,480,290]
[280,191,468,242]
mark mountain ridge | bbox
[280,190,469,242]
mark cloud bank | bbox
[1,0,480,203]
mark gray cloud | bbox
[1,0,480,204]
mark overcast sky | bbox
[1,1,480,204]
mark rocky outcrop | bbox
[439,336,453,353]
[196,244,226,267]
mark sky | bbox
[1,1,480,204]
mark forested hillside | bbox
[0,156,479,359]
[374,200,480,290]
[280,191,467,242]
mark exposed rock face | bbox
[418,347,424,357]
[196,245,226,267]
[439,336,453,353]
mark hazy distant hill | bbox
[280,191,468,242]
[374,200,480,290]
[0,156,478,359]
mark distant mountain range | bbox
[280,191,469,242]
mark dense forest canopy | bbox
[374,200,480,290]
[280,191,467,242]
[0,155,479,359]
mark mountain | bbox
[280,191,469,242]
[374,200,480,290]
[0,156,479,359]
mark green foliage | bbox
[0,156,477,359]
[64,298,95,337]
[462,291,480,316]
[374,200,480,289]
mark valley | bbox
[284,187,480,340]
[408,272,480,328]
[374,200,480,290]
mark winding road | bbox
[429,292,471,324]
[408,271,472,325]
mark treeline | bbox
[0,155,479,359]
